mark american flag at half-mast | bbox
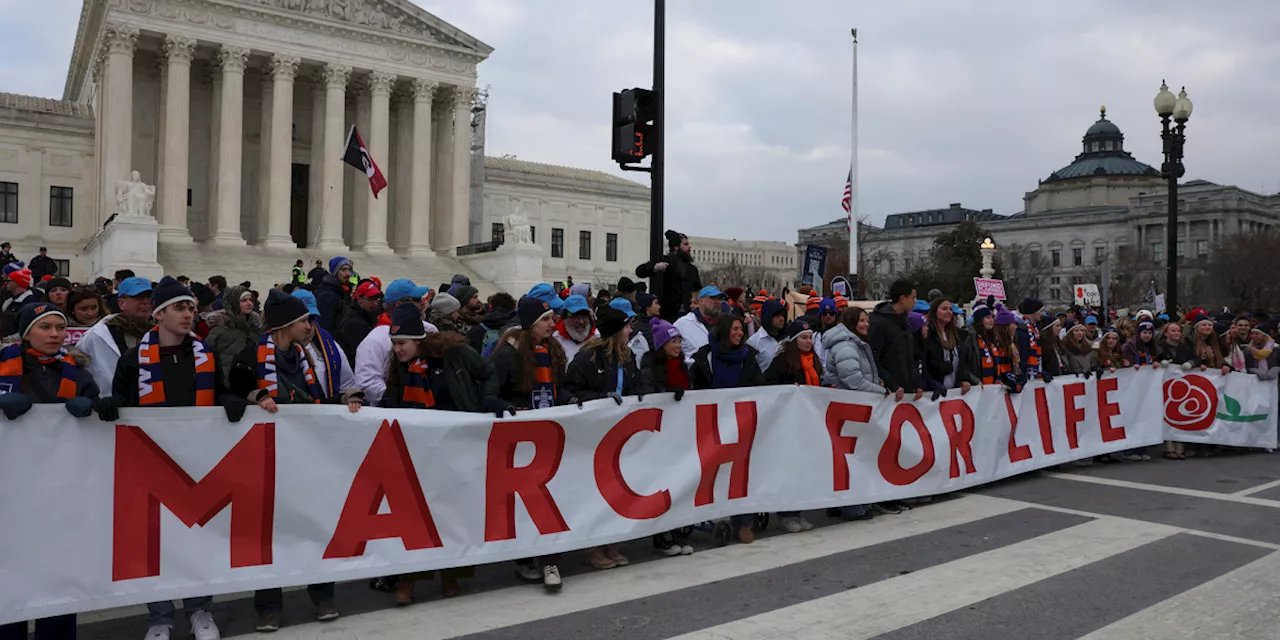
[341,125,388,198]
[841,168,853,231]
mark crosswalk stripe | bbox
[263,496,1026,639]
[1231,477,1280,496]
[661,517,1177,640]
[1074,550,1280,640]
[1044,471,1280,508]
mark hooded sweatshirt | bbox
[746,299,787,371]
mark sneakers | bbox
[515,562,543,583]
[605,546,629,567]
[394,579,414,605]
[315,602,340,622]
[870,503,901,516]
[589,547,617,569]
[254,612,280,633]
[679,543,694,555]
[543,564,562,592]
[737,525,755,544]
[144,624,172,640]
[189,610,220,640]
[1140,453,1152,461]
[1121,453,1144,462]
[782,516,804,533]
[653,533,683,557]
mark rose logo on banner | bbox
[1163,375,1217,431]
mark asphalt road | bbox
[73,450,1280,639]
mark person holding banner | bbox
[746,299,787,372]
[1037,316,1065,380]
[869,280,924,401]
[1188,314,1231,375]
[922,298,976,397]
[1061,321,1098,375]
[971,306,1019,392]
[764,319,823,533]
[820,306,880,521]
[229,289,363,632]
[78,276,154,394]
[636,319,698,557]
[491,297,568,591]
[1016,298,1045,384]
[378,304,485,604]
[1123,321,1160,368]
[103,277,224,640]
[0,302,97,640]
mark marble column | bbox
[448,86,476,250]
[308,73,326,247]
[362,71,395,254]
[206,68,222,241]
[158,35,195,243]
[390,89,414,253]
[97,24,138,223]
[406,78,436,255]
[262,54,300,249]
[254,69,273,245]
[431,89,453,251]
[211,45,249,246]
[315,63,351,252]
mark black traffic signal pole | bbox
[650,0,666,263]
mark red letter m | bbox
[112,424,276,581]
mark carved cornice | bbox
[164,35,198,64]
[269,54,301,81]
[218,44,251,73]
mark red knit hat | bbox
[806,293,821,312]
[8,269,31,290]
[724,287,744,302]
[750,292,768,314]
[39,275,52,282]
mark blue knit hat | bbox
[329,256,352,274]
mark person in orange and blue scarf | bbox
[227,289,362,633]
[0,302,98,640]
[104,276,225,640]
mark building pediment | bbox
[229,0,492,54]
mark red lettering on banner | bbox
[1005,395,1032,462]
[1034,387,1056,455]
[594,409,670,520]
[323,420,442,559]
[112,424,275,581]
[878,404,935,486]
[484,420,569,542]
[695,402,757,506]
[1096,377,1126,442]
[1063,382,1086,449]
[940,399,976,478]
[825,402,872,492]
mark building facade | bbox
[800,108,1280,305]
[687,235,797,293]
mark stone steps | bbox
[156,243,496,294]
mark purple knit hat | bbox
[907,311,926,334]
[651,318,681,350]
[995,305,1019,326]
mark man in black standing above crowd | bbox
[869,279,923,402]
[28,247,57,282]
[635,229,701,323]
[0,242,16,268]
[307,259,327,285]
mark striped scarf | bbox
[976,335,1012,385]
[1025,324,1042,378]
[530,343,557,409]
[309,323,344,396]
[0,343,77,399]
[256,332,324,404]
[138,327,216,407]
[401,358,436,409]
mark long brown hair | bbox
[840,307,869,340]
[1063,326,1093,355]
[66,287,106,326]
[997,323,1020,369]
[1098,331,1124,367]
[1191,321,1224,367]
[386,332,471,392]
[581,331,633,367]
[494,327,567,392]
[927,298,958,349]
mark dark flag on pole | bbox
[341,125,388,198]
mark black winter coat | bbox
[636,251,701,322]
[563,347,644,401]
[867,301,920,393]
[16,352,99,402]
[1157,340,1197,365]
[638,350,688,392]
[1040,341,1067,378]
[112,339,227,407]
[763,350,824,385]
[381,344,503,413]
[490,341,564,410]
[468,309,514,353]
[922,330,978,390]
[28,255,57,282]
[336,303,377,365]
[314,275,348,333]
[690,343,764,389]
[228,342,356,405]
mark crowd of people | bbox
[0,230,1276,639]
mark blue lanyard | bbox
[615,367,624,395]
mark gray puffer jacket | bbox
[820,323,886,394]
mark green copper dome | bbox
[1043,107,1159,183]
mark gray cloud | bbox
[4,0,1277,244]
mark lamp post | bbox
[979,237,996,279]
[1154,81,1193,316]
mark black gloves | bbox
[572,397,584,409]
[1082,369,1093,380]
[606,392,623,406]
[495,405,517,419]
[930,389,945,402]
[1041,371,1054,384]
[64,396,93,418]
[0,393,32,420]
[1000,373,1021,393]
[94,396,123,422]
[1092,366,1106,379]
[224,396,249,423]
[673,388,685,401]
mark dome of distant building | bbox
[1042,107,1159,184]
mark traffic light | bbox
[612,88,655,164]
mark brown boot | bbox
[394,579,414,605]
[737,525,755,544]
[441,576,461,598]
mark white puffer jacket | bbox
[820,323,886,394]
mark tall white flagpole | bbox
[849,28,859,282]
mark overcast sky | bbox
[3,1,1278,243]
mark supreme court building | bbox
[0,0,651,290]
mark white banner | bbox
[1160,368,1278,448]
[0,367,1271,624]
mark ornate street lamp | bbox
[979,237,996,279]
[1155,81,1193,315]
